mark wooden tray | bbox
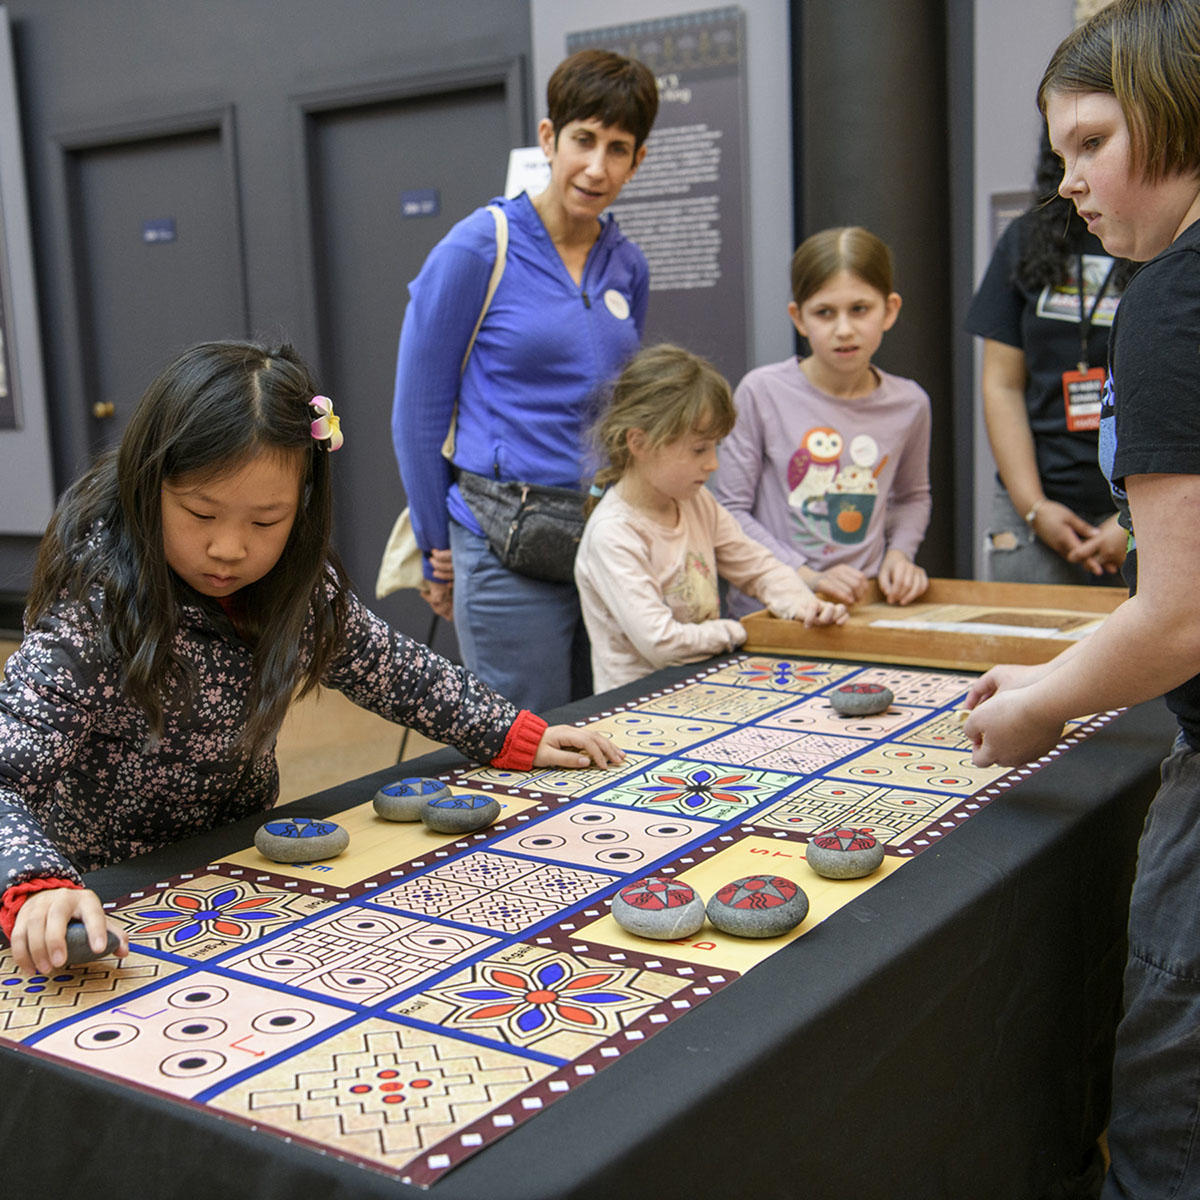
[740,577,1126,671]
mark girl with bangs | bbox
[965,3,1200,1193]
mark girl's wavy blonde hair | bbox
[587,343,735,514]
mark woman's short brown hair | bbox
[547,49,659,151]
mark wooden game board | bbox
[0,655,1120,1188]
[741,577,1126,669]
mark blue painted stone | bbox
[254,817,349,862]
[64,920,121,966]
[373,776,450,821]
[420,792,501,834]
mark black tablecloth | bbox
[0,659,1175,1200]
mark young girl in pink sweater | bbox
[574,344,845,692]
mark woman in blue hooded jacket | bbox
[392,48,658,710]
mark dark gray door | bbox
[66,120,248,458]
[305,81,514,653]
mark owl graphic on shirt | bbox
[787,427,843,506]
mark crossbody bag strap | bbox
[441,203,508,460]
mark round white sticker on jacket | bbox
[604,289,631,320]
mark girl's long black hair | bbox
[1017,128,1136,292]
[27,339,349,755]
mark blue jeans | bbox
[1103,734,1200,1199]
[984,481,1124,588]
[448,519,592,712]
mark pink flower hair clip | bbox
[309,395,343,451]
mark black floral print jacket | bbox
[0,585,520,893]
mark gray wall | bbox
[0,7,53,542]
[966,0,1075,575]
[0,0,532,637]
[0,0,1087,626]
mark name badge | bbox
[1062,366,1107,432]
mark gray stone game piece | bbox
[64,920,121,965]
[373,776,450,821]
[829,681,894,716]
[421,791,501,835]
[611,875,706,940]
[705,874,809,938]
[254,816,349,863]
[805,828,886,879]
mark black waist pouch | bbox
[457,469,585,584]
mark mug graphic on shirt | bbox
[788,429,880,547]
[801,488,877,545]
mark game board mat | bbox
[0,658,1175,1200]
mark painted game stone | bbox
[254,816,349,863]
[611,875,706,940]
[806,828,886,880]
[421,791,501,835]
[829,681,894,716]
[373,776,449,822]
[706,875,809,939]
[64,920,121,966]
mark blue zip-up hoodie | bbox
[392,192,648,575]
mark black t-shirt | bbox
[1103,216,1200,744]
[965,212,1123,513]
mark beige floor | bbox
[0,638,442,804]
[273,685,442,803]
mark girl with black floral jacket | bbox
[0,340,620,975]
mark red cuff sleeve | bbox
[1,878,83,939]
[490,709,548,771]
